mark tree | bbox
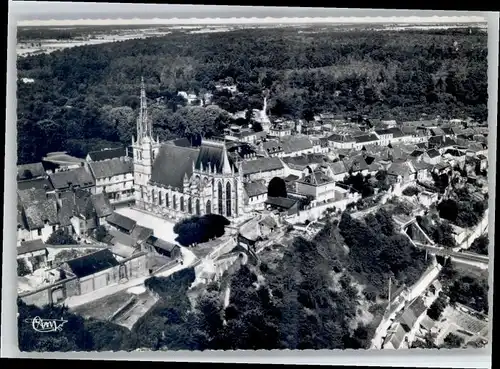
[94,225,108,242]
[17,258,31,276]
[173,214,230,246]
[469,234,488,255]
[427,293,447,320]
[267,177,287,198]
[46,229,78,245]
[442,333,464,349]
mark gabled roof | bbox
[146,235,179,253]
[18,239,46,255]
[343,155,369,172]
[244,180,268,198]
[87,147,127,162]
[241,157,283,175]
[23,199,59,230]
[282,154,326,169]
[65,249,119,278]
[90,193,113,218]
[354,133,379,143]
[17,177,54,192]
[265,196,297,209]
[263,140,283,152]
[387,161,414,177]
[106,212,137,233]
[57,198,74,226]
[171,138,192,147]
[130,225,154,244]
[329,161,348,175]
[431,128,445,136]
[383,323,406,349]
[280,136,314,154]
[150,144,199,189]
[17,162,46,181]
[89,158,133,179]
[49,167,95,190]
[410,150,425,157]
[426,149,441,158]
[18,188,47,206]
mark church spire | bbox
[137,76,152,143]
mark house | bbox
[386,161,416,185]
[86,147,128,163]
[466,142,488,157]
[49,166,95,195]
[282,154,327,178]
[89,157,134,204]
[280,136,316,157]
[400,297,428,335]
[106,212,137,234]
[241,157,285,183]
[269,122,293,138]
[238,214,278,250]
[61,190,113,237]
[262,140,284,157]
[243,180,268,210]
[326,161,349,182]
[224,126,266,144]
[17,162,46,181]
[422,149,441,165]
[42,152,86,172]
[17,177,55,192]
[352,133,379,150]
[417,191,439,207]
[443,148,467,168]
[374,128,395,146]
[411,160,433,181]
[327,134,355,149]
[17,239,49,272]
[294,170,336,203]
[17,190,60,243]
[61,249,121,296]
[343,154,370,176]
[383,323,408,349]
[265,196,300,216]
[130,225,154,249]
[145,236,182,260]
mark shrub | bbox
[47,229,78,245]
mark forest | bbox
[16,26,488,164]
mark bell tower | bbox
[132,77,160,209]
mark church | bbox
[131,78,246,221]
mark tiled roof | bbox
[106,212,137,233]
[110,243,137,259]
[146,235,179,253]
[89,158,132,179]
[87,147,127,162]
[130,225,154,244]
[65,249,119,278]
[172,138,192,147]
[241,157,284,175]
[244,180,268,198]
[108,228,137,247]
[343,155,369,172]
[388,128,407,138]
[387,161,414,177]
[18,188,47,206]
[195,141,234,173]
[49,167,95,190]
[263,140,283,152]
[239,218,262,241]
[411,160,433,171]
[18,239,46,255]
[354,133,379,143]
[383,323,406,349]
[265,196,297,209]
[426,149,441,158]
[17,162,46,180]
[374,129,394,136]
[410,150,425,157]
[17,177,54,192]
[280,136,314,153]
[57,198,74,226]
[431,128,445,136]
[282,154,326,169]
[329,161,347,175]
[298,171,334,186]
[91,193,113,218]
[150,144,199,189]
[23,199,59,229]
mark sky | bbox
[11,1,488,26]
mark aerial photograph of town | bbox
[11,3,493,355]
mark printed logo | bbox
[24,316,68,333]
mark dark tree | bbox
[17,258,31,276]
[173,214,230,246]
[46,229,78,245]
[427,293,447,320]
[94,225,108,242]
[442,333,465,349]
[267,177,287,198]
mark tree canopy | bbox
[173,214,230,246]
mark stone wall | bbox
[19,276,79,308]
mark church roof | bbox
[195,141,233,173]
[150,144,199,189]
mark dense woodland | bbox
[17,26,487,164]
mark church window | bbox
[195,198,200,216]
[218,182,223,215]
[180,196,185,212]
[166,193,170,208]
[173,194,177,209]
[226,182,232,217]
[159,191,163,206]
[188,197,192,214]
[206,200,211,214]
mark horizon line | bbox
[17,16,487,27]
